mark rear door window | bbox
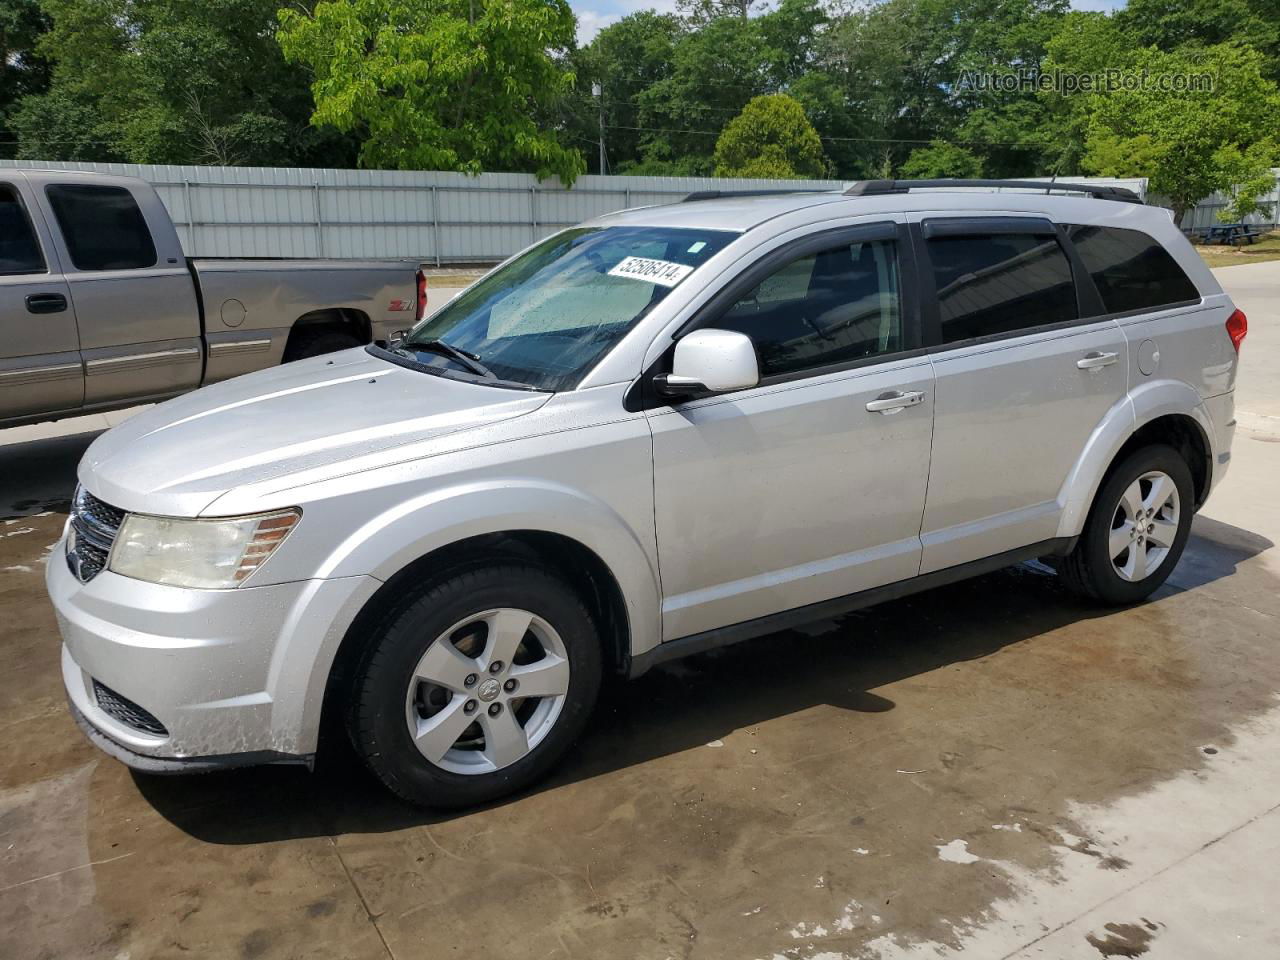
[0,184,47,275]
[926,231,1078,344]
[45,184,157,271]
[1068,225,1199,314]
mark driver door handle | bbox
[26,293,68,314]
[866,390,926,414]
[1076,350,1118,371]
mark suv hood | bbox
[81,349,550,516]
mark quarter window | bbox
[0,184,46,275]
[712,238,902,378]
[45,184,157,271]
[1068,225,1199,314]
[927,232,1078,344]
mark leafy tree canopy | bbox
[278,0,584,183]
[15,0,353,166]
[1078,43,1280,221]
[0,0,51,159]
[1116,0,1279,80]
[901,140,984,178]
[713,93,826,179]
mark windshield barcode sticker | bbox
[608,256,694,287]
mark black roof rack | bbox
[843,178,1143,204]
[682,189,826,202]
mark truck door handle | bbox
[26,293,68,314]
[866,390,926,414]
[1076,351,1118,371]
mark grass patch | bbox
[1195,231,1280,269]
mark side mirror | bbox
[654,329,759,400]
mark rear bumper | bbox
[1202,391,1236,500]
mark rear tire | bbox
[347,564,602,808]
[1058,444,1194,605]
[283,328,361,362]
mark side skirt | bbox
[628,537,1077,677]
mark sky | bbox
[573,0,1127,44]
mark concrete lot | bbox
[1,265,1278,960]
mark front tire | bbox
[347,564,602,808]
[1058,444,1194,605]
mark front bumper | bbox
[48,537,380,767]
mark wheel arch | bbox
[315,529,636,761]
[1057,380,1217,540]
[292,480,660,759]
[284,308,373,353]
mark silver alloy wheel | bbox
[404,608,570,775]
[1109,470,1180,583]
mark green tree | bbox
[278,0,584,182]
[570,11,685,174]
[1215,140,1279,223]
[713,93,825,179]
[634,14,771,172]
[0,0,51,159]
[1079,43,1280,224]
[816,0,1069,178]
[1116,0,1279,81]
[14,0,352,166]
[901,140,984,178]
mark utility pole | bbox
[592,82,607,175]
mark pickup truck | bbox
[0,169,422,429]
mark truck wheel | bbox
[283,328,361,362]
[1058,444,1194,605]
[347,564,603,808]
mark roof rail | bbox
[843,178,1143,204]
[682,189,826,202]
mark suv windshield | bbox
[388,225,736,391]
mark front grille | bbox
[92,680,169,737]
[66,486,124,583]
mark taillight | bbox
[1226,308,1247,352]
[416,268,428,321]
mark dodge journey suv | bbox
[48,179,1245,807]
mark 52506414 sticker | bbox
[607,256,694,288]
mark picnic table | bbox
[1205,223,1265,246]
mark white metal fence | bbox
[1,159,1155,262]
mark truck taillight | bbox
[416,269,428,321]
[1226,309,1247,352]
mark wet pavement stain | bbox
[1,430,1278,959]
[1085,918,1162,957]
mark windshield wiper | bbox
[400,338,495,379]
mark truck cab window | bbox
[0,185,46,276]
[45,184,157,271]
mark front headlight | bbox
[108,509,300,589]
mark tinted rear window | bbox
[927,232,1078,343]
[1069,225,1199,314]
[0,184,46,275]
[45,184,157,271]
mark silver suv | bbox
[47,180,1246,807]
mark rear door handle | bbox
[26,293,68,314]
[866,390,926,414]
[1076,350,1118,371]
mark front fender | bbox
[273,479,662,755]
[1055,379,1217,539]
